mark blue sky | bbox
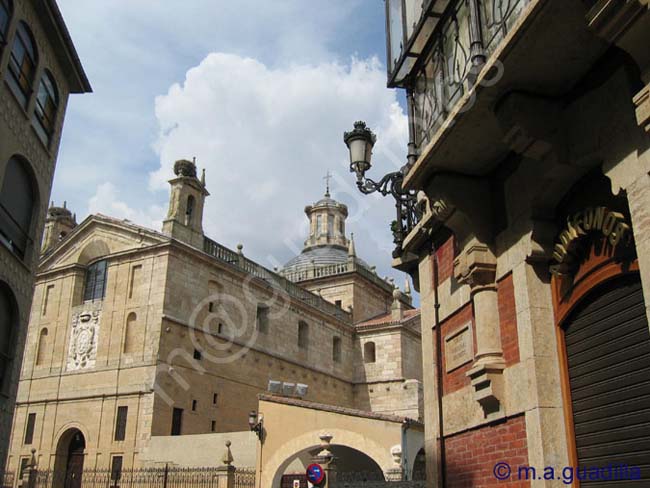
[54,1,413,294]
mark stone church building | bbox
[4,158,424,482]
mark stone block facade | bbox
[0,0,90,469]
[4,167,422,478]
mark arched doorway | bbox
[275,444,385,487]
[561,274,650,483]
[54,429,86,488]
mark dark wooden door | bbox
[64,432,85,488]
[64,454,83,488]
[564,275,650,485]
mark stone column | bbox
[215,441,236,488]
[454,238,505,416]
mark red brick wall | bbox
[440,303,475,395]
[445,414,529,487]
[435,235,455,283]
[497,273,520,366]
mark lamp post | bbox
[344,121,420,257]
[248,410,263,440]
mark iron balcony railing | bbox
[203,237,352,323]
[387,0,530,153]
[409,0,530,149]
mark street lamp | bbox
[344,121,420,257]
[248,410,263,440]
[344,121,376,184]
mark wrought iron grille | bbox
[27,466,256,488]
[0,471,14,488]
[332,471,426,488]
[411,0,529,148]
[234,468,256,488]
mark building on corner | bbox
[370,0,650,485]
[0,0,90,472]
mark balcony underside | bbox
[403,0,612,189]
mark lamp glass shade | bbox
[349,137,369,168]
[248,410,257,427]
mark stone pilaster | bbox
[634,84,650,134]
[454,239,505,417]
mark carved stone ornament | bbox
[67,310,100,371]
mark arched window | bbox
[0,0,12,45]
[185,195,195,226]
[364,341,376,363]
[0,156,36,258]
[123,312,137,354]
[0,282,18,388]
[33,70,59,145]
[35,328,48,366]
[298,321,309,349]
[83,260,107,302]
[332,336,341,363]
[7,21,37,104]
[316,215,322,236]
[327,215,334,237]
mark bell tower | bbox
[162,158,209,249]
[41,201,77,254]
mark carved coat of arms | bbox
[67,310,100,371]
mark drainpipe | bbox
[432,247,446,488]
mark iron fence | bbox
[1,472,14,488]
[24,466,255,488]
[233,468,255,488]
[331,472,426,488]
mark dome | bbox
[282,246,370,275]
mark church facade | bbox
[4,159,422,481]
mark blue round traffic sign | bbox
[306,463,325,485]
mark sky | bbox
[54,0,414,295]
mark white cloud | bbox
[88,182,166,230]
[148,53,409,276]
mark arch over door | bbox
[563,274,650,484]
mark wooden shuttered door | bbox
[565,275,650,485]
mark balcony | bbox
[386,0,529,88]
[399,0,617,189]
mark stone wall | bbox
[0,0,79,467]
[5,225,168,473]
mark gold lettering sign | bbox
[551,206,631,275]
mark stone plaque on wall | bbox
[444,322,473,372]
[67,309,100,371]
